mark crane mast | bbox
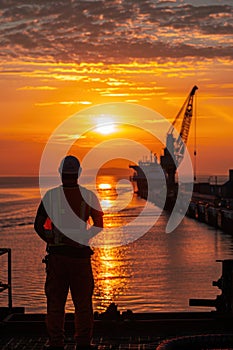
[160,85,198,188]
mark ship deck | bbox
[1,309,233,350]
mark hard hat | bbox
[59,155,81,174]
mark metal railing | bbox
[0,248,12,309]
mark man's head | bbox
[58,155,82,185]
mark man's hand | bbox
[34,215,55,244]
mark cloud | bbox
[17,85,57,90]
[35,100,92,107]
[0,1,232,62]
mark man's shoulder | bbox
[79,185,96,198]
[43,186,62,199]
[79,185,103,213]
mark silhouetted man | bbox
[34,155,103,350]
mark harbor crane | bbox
[160,85,198,188]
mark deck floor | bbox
[1,334,233,350]
[0,334,163,350]
[1,311,233,350]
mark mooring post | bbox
[189,259,233,314]
[213,259,233,313]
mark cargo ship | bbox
[130,86,198,211]
[129,86,233,232]
[129,152,164,200]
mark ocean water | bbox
[0,176,233,314]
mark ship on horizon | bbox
[129,85,198,210]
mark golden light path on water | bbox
[89,175,140,312]
[98,183,112,191]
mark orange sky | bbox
[0,1,232,177]
[1,59,232,177]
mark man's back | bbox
[34,155,103,350]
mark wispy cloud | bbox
[17,85,57,90]
[35,100,92,107]
[0,1,232,63]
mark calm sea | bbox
[0,176,233,314]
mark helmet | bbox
[59,155,81,174]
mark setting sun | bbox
[95,123,116,135]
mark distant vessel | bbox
[129,86,198,210]
[129,152,164,199]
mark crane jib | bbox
[160,85,198,187]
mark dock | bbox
[1,308,233,349]
[130,168,233,235]
[1,251,233,349]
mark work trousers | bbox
[45,253,94,347]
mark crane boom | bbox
[173,85,198,166]
[160,85,198,187]
[180,85,198,142]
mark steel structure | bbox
[160,85,198,187]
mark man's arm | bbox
[86,214,103,241]
[34,202,54,244]
[86,191,104,241]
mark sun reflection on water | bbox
[98,183,112,190]
[91,175,134,311]
[92,245,132,312]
